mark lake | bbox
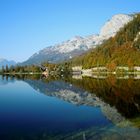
[0,74,140,140]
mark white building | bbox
[134,66,140,71]
[92,67,107,72]
[72,66,82,71]
[116,66,129,71]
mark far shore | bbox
[1,71,140,75]
[0,72,42,75]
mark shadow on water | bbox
[0,74,140,140]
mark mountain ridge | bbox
[21,14,133,65]
[70,13,140,69]
[0,58,16,69]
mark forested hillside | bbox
[70,14,140,70]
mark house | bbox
[72,66,82,74]
[116,66,129,71]
[134,66,140,71]
[92,67,107,72]
[134,74,140,79]
[82,69,92,77]
[72,66,82,71]
[40,66,49,76]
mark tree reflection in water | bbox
[1,74,140,140]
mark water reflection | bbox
[68,76,140,119]
[0,74,140,139]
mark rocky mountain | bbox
[100,14,133,38]
[0,58,16,69]
[71,13,140,69]
[21,14,133,65]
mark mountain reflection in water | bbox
[0,74,140,140]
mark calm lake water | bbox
[0,74,140,140]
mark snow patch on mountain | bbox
[22,14,133,64]
[51,14,133,54]
[100,14,133,38]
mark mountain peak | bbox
[0,58,6,62]
[21,13,134,65]
[100,14,133,38]
[112,13,131,18]
[0,58,16,69]
[70,36,83,41]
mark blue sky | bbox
[0,0,140,62]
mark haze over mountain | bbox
[0,58,16,69]
[21,14,133,65]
